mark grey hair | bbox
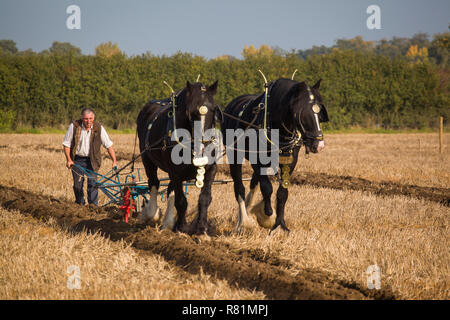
[81,107,95,116]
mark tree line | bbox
[0,32,448,131]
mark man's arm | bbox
[62,123,74,169]
[107,146,117,169]
[100,125,117,169]
[63,146,74,169]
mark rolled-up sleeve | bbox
[100,126,113,149]
[62,123,74,148]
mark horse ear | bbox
[208,80,218,95]
[313,79,322,90]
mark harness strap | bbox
[145,103,171,149]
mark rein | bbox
[163,81,186,149]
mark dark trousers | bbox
[72,156,98,206]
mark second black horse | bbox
[222,78,329,232]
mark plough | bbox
[72,163,248,223]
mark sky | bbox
[0,0,448,59]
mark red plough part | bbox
[119,187,135,223]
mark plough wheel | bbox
[119,187,135,223]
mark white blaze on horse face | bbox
[161,191,176,230]
[314,113,321,132]
[199,105,208,152]
[193,107,207,159]
[199,105,207,128]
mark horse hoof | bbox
[139,207,161,226]
[191,232,211,245]
[187,218,207,236]
[192,226,207,236]
[251,201,275,229]
[161,218,176,231]
[257,213,276,229]
[233,216,255,234]
[269,221,290,235]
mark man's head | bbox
[81,108,95,128]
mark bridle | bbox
[160,82,217,147]
[147,81,218,188]
[295,85,324,143]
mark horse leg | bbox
[139,157,161,224]
[173,179,188,233]
[161,181,177,231]
[191,164,217,235]
[271,147,300,233]
[271,185,290,233]
[251,171,276,229]
[230,163,254,233]
[245,172,259,208]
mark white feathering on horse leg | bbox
[234,195,254,233]
[161,191,177,230]
[245,187,257,208]
[251,200,276,229]
[139,186,161,224]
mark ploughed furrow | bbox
[216,166,450,206]
[0,185,395,300]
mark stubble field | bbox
[0,133,448,300]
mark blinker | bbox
[312,104,321,114]
[199,105,208,115]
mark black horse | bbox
[222,78,329,232]
[136,80,221,234]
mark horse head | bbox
[177,80,221,167]
[182,80,221,133]
[287,79,329,153]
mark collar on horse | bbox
[257,72,303,154]
[145,82,215,153]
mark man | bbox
[62,108,117,206]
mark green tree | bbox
[428,32,450,68]
[48,41,82,56]
[0,40,18,55]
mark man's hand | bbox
[66,159,74,169]
[107,147,117,171]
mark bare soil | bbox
[0,184,395,300]
[217,166,450,206]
